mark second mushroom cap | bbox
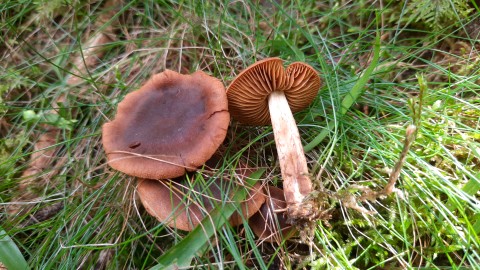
[137,165,266,231]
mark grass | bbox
[0,226,29,270]
[1,0,479,269]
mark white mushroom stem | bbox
[268,91,313,219]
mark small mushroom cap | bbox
[249,185,296,243]
[137,168,266,231]
[227,58,320,125]
[102,70,229,179]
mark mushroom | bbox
[102,70,230,179]
[249,185,296,243]
[137,166,266,231]
[227,58,320,221]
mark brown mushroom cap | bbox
[102,70,229,179]
[137,171,265,231]
[227,58,320,125]
[249,185,296,243]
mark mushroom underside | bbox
[227,58,320,126]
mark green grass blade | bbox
[473,214,480,235]
[151,169,266,270]
[0,227,30,270]
[462,173,480,196]
[304,30,381,152]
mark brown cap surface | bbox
[137,170,265,231]
[102,70,229,179]
[227,58,320,125]
[249,185,296,243]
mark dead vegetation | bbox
[6,0,118,217]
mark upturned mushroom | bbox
[102,70,230,179]
[137,164,266,231]
[103,70,267,231]
[249,185,296,243]
[227,58,321,221]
